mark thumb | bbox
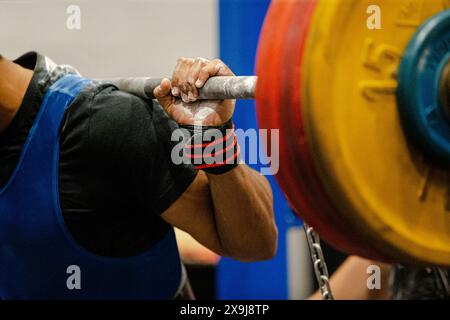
[153,78,173,111]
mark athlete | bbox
[0,52,277,299]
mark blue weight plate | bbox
[398,10,450,164]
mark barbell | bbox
[99,0,450,266]
[96,76,257,100]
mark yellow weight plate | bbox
[303,0,450,266]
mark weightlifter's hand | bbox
[153,58,236,126]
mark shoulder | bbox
[89,83,154,124]
[65,82,155,125]
[89,84,158,148]
[61,82,162,164]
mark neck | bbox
[0,59,33,134]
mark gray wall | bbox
[0,0,218,77]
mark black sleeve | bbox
[86,85,198,215]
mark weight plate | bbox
[257,0,387,259]
[398,10,450,165]
[304,0,450,265]
[256,0,307,215]
[280,0,390,261]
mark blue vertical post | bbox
[217,0,301,299]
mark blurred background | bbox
[0,0,346,299]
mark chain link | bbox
[304,223,334,300]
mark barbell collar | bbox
[96,76,257,100]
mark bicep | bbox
[161,172,226,256]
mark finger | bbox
[153,78,172,98]
[175,58,196,103]
[179,83,191,103]
[153,78,174,111]
[171,58,186,97]
[196,59,234,89]
[187,58,208,101]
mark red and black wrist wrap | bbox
[180,119,240,175]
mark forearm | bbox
[156,57,277,262]
[207,165,277,262]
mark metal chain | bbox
[304,223,334,300]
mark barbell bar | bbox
[96,76,257,100]
[97,72,450,107]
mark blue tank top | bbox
[0,75,182,299]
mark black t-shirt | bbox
[0,52,198,257]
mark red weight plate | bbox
[256,0,305,216]
[257,0,390,261]
[256,0,350,250]
[256,0,342,247]
[278,0,389,261]
[256,0,357,253]
[273,0,368,256]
